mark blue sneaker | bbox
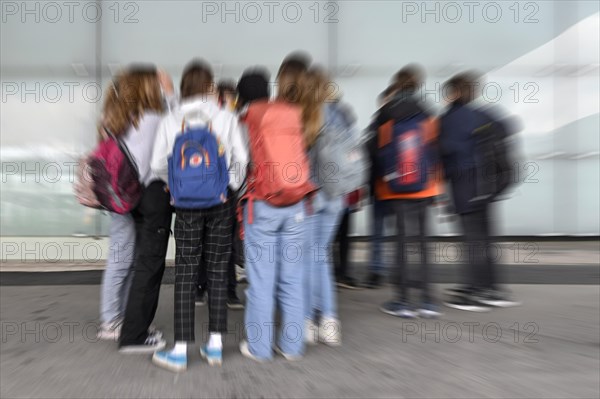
[200,345,222,367]
[152,351,187,372]
[380,301,417,318]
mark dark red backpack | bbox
[74,130,142,214]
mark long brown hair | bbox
[101,66,163,137]
[300,67,330,148]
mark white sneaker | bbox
[239,340,267,363]
[305,319,319,345]
[274,345,303,361]
[318,317,342,346]
[97,321,122,341]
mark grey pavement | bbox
[1,283,599,398]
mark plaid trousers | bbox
[174,201,233,341]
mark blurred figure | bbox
[334,188,364,290]
[363,85,397,289]
[239,57,315,361]
[373,65,444,318]
[194,77,248,311]
[439,72,521,311]
[113,66,174,352]
[217,80,237,111]
[302,67,353,346]
[150,59,249,370]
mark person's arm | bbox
[227,115,249,191]
[150,116,172,183]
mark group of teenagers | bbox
[92,52,520,372]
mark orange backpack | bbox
[242,100,316,222]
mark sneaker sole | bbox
[443,302,491,312]
[152,353,187,372]
[419,310,443,319]
[379,306,418,319]
[119,340,166,355]
[336,282,362,290]
[478,299,522,308]
[239,343,268,363]
[274,346,302,361]
[200,349,222,367]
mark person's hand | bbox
[158,69,174,96]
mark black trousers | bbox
[334,209,351,279]
[197,195,241,295]
[174,201,233,341]
[460,204,496,291]
[390,198,433,304]
[120,181,173,346]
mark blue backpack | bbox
[168,121,229,209]
[378,116,431,193]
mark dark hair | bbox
[277,51,311,77]
[444,71,481,103]
[378,85,396,102]
[217,80,236,95]
[180,59,214,99]
[393,63,425,93]
[237,67,270,109]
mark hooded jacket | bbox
[150,95,249,191]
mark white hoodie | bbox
[150,95,249,191]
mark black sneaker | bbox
[195,286,207,306]
[336,276,361,290]
[227,292,244,310]
[444,294,491,312]
[362,272,382,289]
[444,285,474,296]
[474,289,522,308]
[119,330,166,354]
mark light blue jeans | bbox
[244,200,306,360]
[100,213,136,325]
[304,192,344,322]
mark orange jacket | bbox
[375,117,444,200]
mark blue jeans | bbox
[304,192,344,321]
[370,198,391,275]
[101,213,135,325]
[243,200,306,360]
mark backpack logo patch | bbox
[189,153,203,168]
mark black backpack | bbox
[471,112,516,205]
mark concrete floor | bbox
[1,283,599,398]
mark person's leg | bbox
[276,200,306,357]
[370,199,385,275]
[119,181,172,348]
[460,212,481,292]
[334,209,350,280]
[480,204,496,290]
[392,201,408,303]
[100,213,136,328]
[203,202,232,343]
[416,199,433,305]
[173,210,203,344]
[243,201,280,360]
[304,210,317,323]
[226,206,242,306]
[316,197,344,320]
[151,209,202,371]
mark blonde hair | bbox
[101,67,163,137]
[300,67,330,148]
